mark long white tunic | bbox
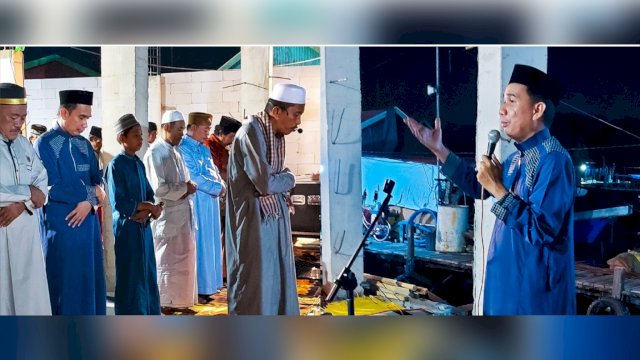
[0,134,51,315]
[143,139,197,308]
[226,118,299,315]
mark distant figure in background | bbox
[28,124,47,144]
[35,89,107,315]
[204,115,242,281]
[226,83,305,315]
[106,114,162,315]
[405,64,576,315]
[143,110,198,310]
[179,112,226,302]
[0,83,51,315]
[147,121,157,145]
[205,116,242,182]
[28,123,49,255]
[89,125,108,244]
[89,125,106,174]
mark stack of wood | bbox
[362,273,470,315]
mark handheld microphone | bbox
[487,130,500,156]
[297,128,303,134]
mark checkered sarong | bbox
[255,112,286,218]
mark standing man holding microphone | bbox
[404,64,576,315]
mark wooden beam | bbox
[574,205,633,220]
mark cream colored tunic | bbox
[0,134,51,315]
[143,139,197,308]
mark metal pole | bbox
[435,47,440,119]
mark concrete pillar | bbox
[320,47,364,298]
[474,46,547,314]
[240,47,270,118]
[148,75,162,138]
[100,46,149,294]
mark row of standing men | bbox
[0,82,307,315]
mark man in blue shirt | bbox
[35,90,107,315]
[178,112,226,301]
[405,64,576,315]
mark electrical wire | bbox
[70,47,100,56]
[568,143,640,151]
[477,188,486,316]
[560,100,640,141]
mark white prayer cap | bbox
[269,83,306,105]
[161,110,185,124]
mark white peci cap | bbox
[269,83,306,105]
[161,110,185,124]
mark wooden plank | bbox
[623,279,640,297]
[574,205,632,220]
[364,274,418,291]
[377,288,409,302]
[406,297,456,316]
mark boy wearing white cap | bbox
[143,110,198,310]
[226,83,305,315]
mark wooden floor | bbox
[161,279,323,316]
[366,241,640,306]
[575,263,640,305]
[365,241,473,272]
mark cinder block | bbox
[208,102,239,114]
[43,99,61,112]
[25,79,42,90]
[164,93,192,106]
[202,81,235,93]
[298,164,320,175]
[69,77,99,89]
[176,104,208,115]
[273,66,301,80]
[41,78,71,89]
[193,71,223,82]
[222,70,241,81]
[163,72,193,84]
[26,100,44,110]
[300,66,321,78]
[171,82,201,94]
[222,91,240,102]
[192,91,223,104]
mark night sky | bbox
[23,47,240,73]
[360,47,640,168]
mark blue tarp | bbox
[362,156,439,211]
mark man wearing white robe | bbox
[0,83,51,315]
[144,110,198,309]
[226,84,306,315]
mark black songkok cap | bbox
[59,90,93,106]
[509,64,563,105]
[89,126,102,139]
[30,124,47,136]
[219,115,242,134]
[0,83,27,105]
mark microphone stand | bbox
[326,179,395,315]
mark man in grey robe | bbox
[226,83,306,315]
[0,83,51,315]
